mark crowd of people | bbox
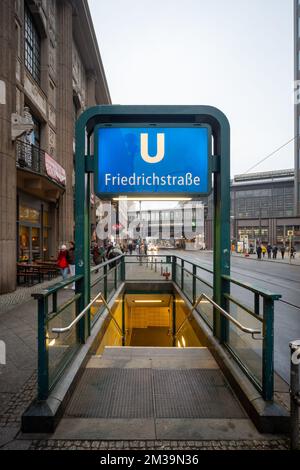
[92,239,148,266]
[56,239,150,284]
[255,243,296,260]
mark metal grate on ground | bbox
[65,368,246,420]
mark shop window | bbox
[31,227,41,260]
[19,226,30,261]
[19,205,40,223]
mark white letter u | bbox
[140,133,165,163]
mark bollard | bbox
[154,259,157,272]
[289,339,300,450]
[160,260,163,276]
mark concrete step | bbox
[87,346,219,370]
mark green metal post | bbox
[172,256,176,282]
[37,297,49,401]
[114,265,117,290]
[104,264,108,300]
[75,119,91,343]
[213,117,231,343]
[262,298,274,401]
[52,292,57,313]
[172,296,176,347]
[254,293,260,316]
[193,264,197,304]
[121,255,125,281]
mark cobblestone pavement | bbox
[0,277,61,315]
[28,439,290,450]
[0,372,37,427]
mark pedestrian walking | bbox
[57,244,69,281]
[280,245,285,260]
[261,245,267,258]
[128,241,133,255]
[267,243,272,259]
[272,245,278,259]
[67,241,75,289]
[290,246,296,259]
[92,243,105,265]
[256,245,262,260]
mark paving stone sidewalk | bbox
[26,439,289,451]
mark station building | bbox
[227,169,300,249]
[0,0,110,294]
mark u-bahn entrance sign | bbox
[75,105,230,342]
[94,125,211,197]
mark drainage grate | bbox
[65,368,245,419]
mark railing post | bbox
[52,292,57,313]
[37,296,49,401]
[181,259,184,291]
[172,295,176,347]
[289,339,300,450]
[172,256,176,282]
[104,264,108,300]
[254,293,260,316]
[121,256,125,282]
[193,264,197,304]
[114,264,117,290]
[262,297,274,401]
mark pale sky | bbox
[88,0,294,177]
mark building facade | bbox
[0,0,111,294]
[122,169,300,251]
[228,169,300,249]
[295,0,300,216]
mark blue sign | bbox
[94,126,211,197]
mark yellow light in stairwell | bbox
[133,300,163,303]
[181,336,186,348]
[177,340,182,348]
[49,338,56,346]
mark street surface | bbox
[163,249,300,382]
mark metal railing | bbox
[16,139,46,175]
[33,253,280,401]
[32,255,125,400]
[52,291,123,340]
[175,293,261,339]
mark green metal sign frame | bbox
[75,105,230,344]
